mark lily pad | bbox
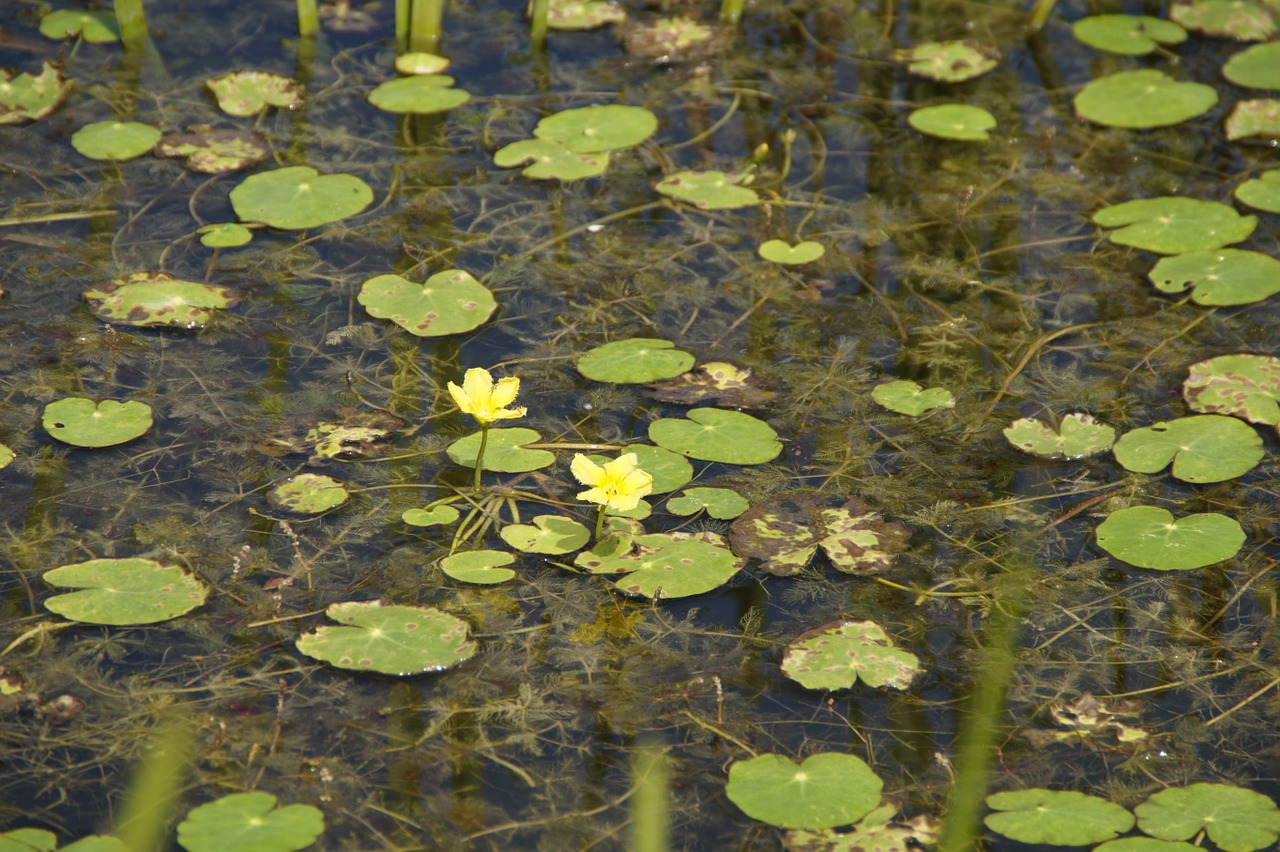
[40,8,120,42]
[666,487,749,519]
[577,338,694,383]
[446,427,555,472]
[0,444,13,469]
[648,361,777,408]
[907,104,996,141]
[82,272,239,330]
[71,121,161,160]
[623,15,732,60]
[230,166,373,230]
[655,170,759,210]
[1093,197,1256,254]
[1003,413,1116,459]
[1071,15,1188,55]
[627,444,693,493]
[197,223,254,248]
[62,838,131,852]
[730,491,910,576]
[368,76,470,114]
[759,240,825,264]
[0,62,72,125]
[1074,70,1218,129]
[1094,840,1202,852]
[206,70,303,117]
[871,380,955,415]
[176,791,324,852]
[781,619,922,691]
[357,269,496,337]
[0,829,56,851]
[156,126,271,174]
[985,789,1134,846]
[1224,42,1280,90]
[1113,415,1262,482]
[395,51,451,74]
[439,550,517,584]
[547,0,627,30]
[1135,783,1280,852]
[1170,0,1277,40]
[649,408,781,464]
[1235,169,1280,213]
[403,505,460,527]
[42,398,152,448]
[1224,98,1280,142]
[891,40,999,82]
[494,138,610,180]
[267,473,349,513]
[1148,248,1280,305]
[1096,505,1245,570]
[726,752,883,830]
[296,601,477,675]
[500,515,591,554]
[534,104,657,153]
[1183,354,1280,425]
[575,531,744,598]
[43,558,208,625]
[785,806,940,852]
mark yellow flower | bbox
[571,452,654,512]
[447,367,526,426]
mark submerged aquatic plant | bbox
[448,367,527,488]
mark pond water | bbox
[2,0,1280,849]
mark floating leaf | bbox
[627,445,693,493]
[447,427,555,472]
[267,473,349,513]
[197,223,253,248]
[368,76,470,114]
[649,408,781,464]
[0,62,72,125]
[575,531,744,598]
[82,272,238,330]
[1235,169,1280,213]
[395,51,451,74]
[1093,197,1255,254]
[403,505,460,527]
[1096,506,1245,570]
[44,558,208,625]
[547,0,627,30]
[357,269,495,337]
[907,104,995,141]
[1148,249,1280,305]
[296,601,477,675]
[726,753,883,830]
[985,789,1134,846]
[206,70,303,117]
[230,166,373,230]
[1003,413,1115,459]
[494,138,610,180]
[1094,839,1201,852]
[1224,42,1280,89]
[176,791,324,852]
[1225,98,1280,142]
[655,170,759,210]
[500,515,591,554]
[42,398,152,448]
[1135,783,1280,852]
[40,9,120,42]
[534,104,657,153]
[63,836,131,851]
[71,121,161,160]
[623,16,731,60]
[1071,15,1188,54]
[785,807,940,852]
[1183,354,1280,425]
[155,126,271,174]
[439,550,517,584]
[0,443,13,470]
[891,40,999,82]
[1033,693,1150,746]
[1113,415,1263,482]
[648,361,777,408]
[758,240,825,264]
[781,619,921,691]
[0,828,56,851]
[1170,0,1277,40]
[576,338,694,383]
[1074,70,1217,129]
[666,487,749,519]
[872,380,955,415]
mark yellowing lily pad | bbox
[1096,506,1245,570]
[1170,0,1277,40]
[1135,783,1280,852]
[547,0,627,30]
[40,8,120,43]
[623,16,731,60]
[82,272,239,330]
[357,269,496,337]
[367,76,470,114]
[649,408,781,464]
[296,601,477,675]
[1235,169,1280,213]
[534,104,657,153]
[759,239,825,264]
[71,121,161,160]
[43,558,208,625]
[230,166,373,230]
[494,138,610,180]
[1224,42,1280,89]
[1093,197,1256,254]
[439,550,516,584]
[1148,248,1280,305]
[575,531,744,598]
[0,61,72,125]
[666,487,749,520]
[500,515,591,554]
[985,789,1134,846]
[1074,70,1218,129]
[402,505,460,527]
[155,126,271,174]
[655,170,759,210]
[1225,98,1280,142]
[726,753,883,830]
[176,792,324,852]
[1003,413,1116,460]
[267,473,349,513]
[1183,354,1280,426]
[1113,415,1263,482]
[782,619,922,691]
[648,361,777,408]
[1071,15,1188,54]
[907,104,996,141]
[206,70,303,117]
[447,427,555,472]
[872,380,955,415]
[891,40,999,82]
[577,338,694,383]
[42,398,152,448]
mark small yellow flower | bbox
[447,367,526,426]
[571,452,654,512]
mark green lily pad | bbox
[156,126,271,174]
[1003,413,1116,460]
[230,166,373,230]
[577,338,694,383]
[368,76,470,114]
[1224,42,1280,89]
[0,62,72,125]
[726,753,883,830]
[1113,415,1263,482]
[1183,354,1280,425]
[1170,0,1277,41]
[1074,70,1218,129]
[40,9,120,43]
[534,104,657,153]
[1148,248,1280,305]
[655,170,759,210]
[649,361,777,408]
[403,505,460,527]
[0,828,56,851]
[729,491,911,576]
[494,138,610,180]
[267,473,349,513]
[781,619,922,691]
[0,443,13,470]
[891,40,999,82]
[358,269,495,337]
[666,487,749,519]
[1225,98,1280,142]
[176,791,324,852]
[500,515,591,554]
[439,550,517,584]
[984,789,1134,846]
[62,837,131,852]
[785,806,940,852]
[627,444,693,493]
[907,104,996,141]
[42,398,152,448]
[1071,15,1188,55]
[575,531,744,598]
[43,558,208,625]
[296,601,477,675]
[1235,169,1280,213]
[395,52,451,75]
[1093,197,1256,254]
[71,121,161,160]
[82,272,238,329]
[197,223,254,248]
[871,380,955,415]
[759,240,825,264]
[1135,783,1280,852]
[206,70,303,117]
[447,427,555,472]
[1096,505,1245,570]
[547,0,627,30]
[1094,839,1202,852]
[649,408,781,464]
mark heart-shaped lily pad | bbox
[726,752,883,830]
[1235,170,1280,213]
[758,240,825,265]
[197,223,254,248]
[447,427,555,472]
[575,531,744,598]
[871,380,955,415]
[1074,70,1218,129]
[367,76,471,114]
[1003,413,1115,460]
[206,70,303,117]
[295,601,477,675]
[891,40,999,82]
[156,126,271,174]
[1096,505,1245,570]
[627,444,693,493]
[1183,354,1280,426]
[1148,249,1280,305]
[358,270,496,337]
[71,121,161,160]
[985,789,1134,846]
[500,515,591,554]
[176,791,324,852]
[40,8,120,43]
[577,338,694,383]
[44,558,208,625]
[82,272,239,330]
[781,619,922,691]
[267,473,349,513]
[655,170,759,210]
[1071,15,1187,55]
[403,505,460,527]
[1113,415,1263,482]
[649,408,781,464]
[1224,98,1280,142]
[0,62,72,125]
[1224,42,1280,90]
[533,104,658,153]
[907,104,996,141]
[439,550,516,584]
[1135,783,1280,852]
[666,487,749,519]
[1093,197,1256,254]
[230,166,373,230]
[1171,0,1277,41]
[43,398,153,448]
[494,138,610,180]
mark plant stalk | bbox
[297,0,320,37]
[473,425,489,490]
[113,0,149,51]
[529,0,550,51]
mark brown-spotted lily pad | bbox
[0,61,71,125]
[648,361,777,408]
[623,16,733,61]
[1183,353,1280,427]
[1170,0,1276,40]
[574,530,744,598]
[258,407,405,461]
[729,490,911,576]
[155,126,271,174]
[82,273,239,330]
[781,619,922,691]
[206,70,304,117]
[1225,98,1280,142]
[891,40,1000,83]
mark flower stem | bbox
[473,426,489,490]
[594,505,606,541]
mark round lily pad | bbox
[206,71,303,117]
[230,166,373,230]
[891,40,999,82]
[358,269,496,337]
[0,443,13,469]
[1135,783,1280,852]
[40,8,120,43]
[43,398,152,448]
[1183,354,1280,425]
[1093,840,1201,852]
[655,170,759,210]
[43,558,208,625]
[297,601,477,675]
[500,515,591,554]
[871,380,955,415]
[197,223,254,248]
[547,0,627,30]
[82,273,238,330]
[1235,170,1280,213]
[267,473,349,513]
[1003,413,1116,460]
[576,338,694,383]
[649,408,781,464]
[71,121,161,160]
[176,791,324,852]
[726,752,883,830]
[1074,70,1218,129]
[0,62,71,125]
[1148,249,1280,305]
[394,51,451,75]
[439,550,516,584]
[1171,0,1276,40]
[494,138,610,180]
[1096,505,1245,570]
[627,444,693,494]
[1071,15,1187,55]
[446,427,555,472]
[907,104,996,141]
[156,126,271,174]
[666,487,749,519]
[0,828,55,850]
[403,505,460,527]
[1224,98,1280,143]
[985,789,1134,846]
[1224,42,1280,90]
[781,619,922,692]
[368,76,470,114]
[1113,415,1262,482]
[575,531,743,597]
[533,104,658,153]
[1093,197,1256,254]
[759,240,825,264]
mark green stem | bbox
[297,0,319,37]
[1026,0,1056,33]
[529,0,549,52]
[594,505,606,541]
[473,425,489,490]
[407,0,444,53]
[113,0,149,51]
[719,0,744,27]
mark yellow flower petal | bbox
[447,367,526,426]
[571,452,653,511]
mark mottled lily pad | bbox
[1183,354,1280,426]
[985,789,1134,846]
[655,170,759,210]
[1170,0,1277,40]
[206,70,303,116]
[267,473,349,514]
[907,104,996,141]
[577,338,694,383]
[43,398,152,448]
[649,408,781,464]
[230,166,373,230]
[1224,42,1280,89]
[1071,15,1188,54]
[648,361,777,408]
[500,515,591,554]
[1235,169,1280,213]
[43,558,208,625]
[785,806,940,852]
[623,16,732,60]
[781,619,922,691]
[155,126,271,174]
[1093,197,1256,254]
[40,8,120,42]
[1003,413,1116,460]
[1225,98,1280,142]
[1149,248,1280,305]
[574,531,744,598]
[402,505,460,527]
[1113,415,1263,482]
[197,223,254,248]
[726,753,883,830]
[1135,783,1280,851]
[759,240,825,264]
[494,138,610,180]
[368,76,470,114]
[446,427,555,472]
[176,791,324,852]
[0,62,71,125]
[535,104,657,153]
[296,601,477,675]
[82,273,238,330]
[1074,70,1218,129]
[71,121,161,160]
[872,380,955,415]
[666,487,749,520]
[357,269,496,337]
[729,491,910,576]
[439,550,516,584]
[547,0,627,30]
[891,40,999,82]
[1096,506,1245,570]
[260,407,404,460]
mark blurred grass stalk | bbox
[719,0,744,26]
[297,0,320,37]
[1026,0,1056,32]
[630,739,670,852]
[402,0,444,53]
[529,0,550,52]
[116,717,194,852]
[113,0,148,50]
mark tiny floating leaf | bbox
[1170,0,1277,41]
[71,121,161,160]
[726,753,883,830]
[0,61,72,125]
[655,170,759,210]
[891,40,999,82]
[574,531,743,598]
[296,601,477,675]
[155,126,271,174]
[403,505,460,527]
[546,0,626,30]
[500,515,591,554]
[358,269,496,337]
[494,138,610,180]
[40,8,120,43]
[197,223,254,248]
[1003,413,1115,460]
[534,104,657,153]
[1224,98,1280,143]
[666,487,749,520]
[176,791,324,852]
[907,104,995,141]
[44,558,208,625]
[42,398,152,448]
[206,70,303,116]
[1096,506,1245,570]
[758,239,825,264]
[267,473,349,514]
[439,550,517,584]
[1235,169,1280,213]
[1224,41,1280,89]
[872,380,955,415]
